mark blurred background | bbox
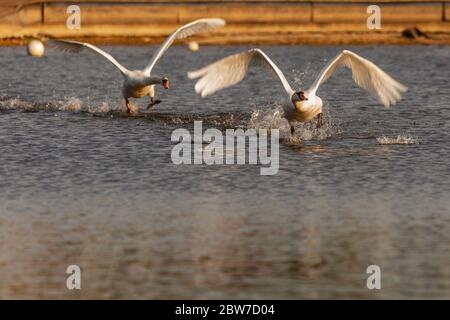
[1,0,449,45]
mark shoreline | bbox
[2,24,450,46]
[1,1,450,46]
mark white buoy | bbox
[188,41,199,52]
[27,39,45,57]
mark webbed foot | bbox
[147,99,162,110]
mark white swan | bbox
[50,18,226,114]
[188,49,407,133]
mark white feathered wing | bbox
[308,50,407,107]
[144,18,226,75]
[188,48,295,97]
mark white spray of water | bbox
[0,97,34,111]
[97,101,115,113]
[0,96,124,114]
[59,97,125,113]
[249,104,340,143]
[377,135,418,145]
[59,97,83,112]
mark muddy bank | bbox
[1,1,449,45]
[2,23,450,46]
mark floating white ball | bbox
[188,41,199,52]
[27,39,45,57]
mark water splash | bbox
[0,96,34,111]
[1,95,342,143]
[59,97,83,112]
[249,104,285,130]
[249,104,341,142]
[0,95,123,114]
[377,135,419,145]
[97,101,116,113]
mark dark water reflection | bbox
[0,45,449,299]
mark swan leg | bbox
[147,96,161,110]
[316,113,323,128]
[125,98,138,115]
[290,125,295,135]
[125,98,131,114]
[147,86,161,110]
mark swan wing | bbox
[144,18,225,75]
[48,39,129,76]
[188,48,294,97]
[308,50,407,107]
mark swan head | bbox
[162,77,170,89]
[292,90,308,109]
[296,91,308,101]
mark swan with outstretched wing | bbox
[188,49,407,133]
[50,18,225,114]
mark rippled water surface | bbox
[0,45,449,299]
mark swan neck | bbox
[145,76,163,86]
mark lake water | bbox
[0,45,449,299]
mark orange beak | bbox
[163,78,169,89]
